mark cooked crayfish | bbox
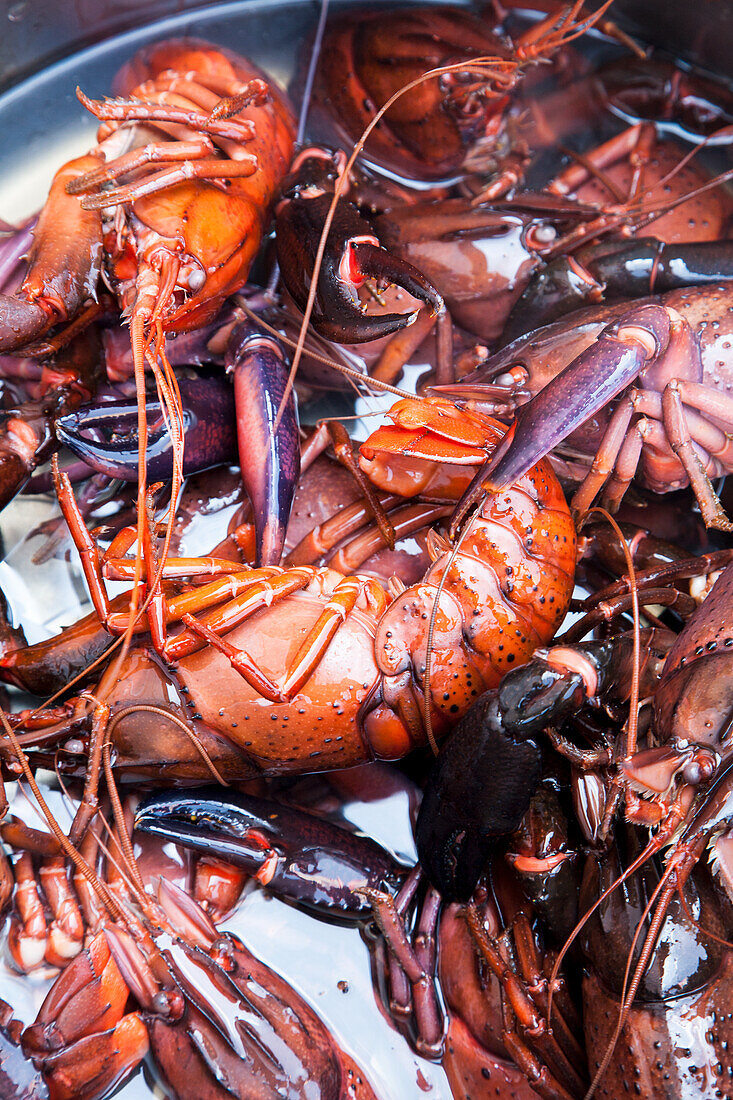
[1,396,575,784]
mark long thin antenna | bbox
[297,0,330,146]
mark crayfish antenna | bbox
[516,0,616,60]
[118,259,186,659]
[295,0,330,146]
[546,834,663,1027]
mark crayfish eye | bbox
[682,748,719,786]
[682,761,703,785]
[524,224,557,249]
[152,988,185,1019]
[153,991,172,1015]
[493,365,529,390]
[210,935,236,972]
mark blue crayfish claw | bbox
[56,375,237,482]
[135,787,404,919]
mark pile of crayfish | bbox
[3,1,733,1096]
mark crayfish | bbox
[3,3,733,1099]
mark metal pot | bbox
[2,0,732,96]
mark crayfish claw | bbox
[275,144,446,347]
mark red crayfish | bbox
[0,396,575,784]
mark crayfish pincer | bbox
[416,635,658,900]
[12,879,381,1100]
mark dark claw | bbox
[416,692,543,903]
[226,320,299,566]
[56,375,237,482]
[502,239,733,345]
[135,787,404,920]
[416,636,648,902]
[276,145,444,344]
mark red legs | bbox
[544,727,613,772]
[137,71,266,114]
[76,89,257,146]
[362,871,444,1058]
[464,903,585,1100]
[54,456,167,643]
[285,493,400,567]
[7,849,84,970]
[585,832,709,1098]
[78,157,258,210]
[660,382,733,531]
[103,554,251,582]
[57,424,415,706]
[548,122,656,200]
[53,267,183,650]
[516,0,614,56]
[55,448,278,650]
[279,576,372,698]
[568,397,636,518]
[208,80,270,120]
[52,455,111,625]
[560,586,696,643]
[74,821,109,934]
[40,857,85,967]
[571,377,733,530]
[171,569,382,703]
[601,421,644,514]
[510,912,586,1071]
[312,503,453,574]
[625,123,657,206]
[8,851,47,971]
[376,867,425,1023]
[369,300,453,391]
[64,81,265,655]
[68,703,110,847]
[161,567,314,659]
[577,547,733,615]
[4,703,117,972]
[66,138,216,194]
[119,564,373,704]
[302,423,397,549]
[181,612,284,703]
